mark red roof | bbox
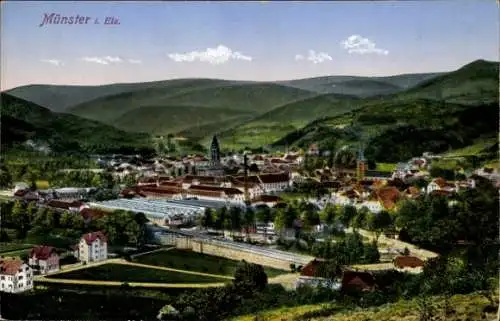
[82,231,107,245]
[394,256,424,269]
[300,259,341,278]
[30,245,57,260]
[187,185,243,195]
[48,200,83,210]
[0,258,25,275]
[14,189,27,197]
[251,195,282,203]
[341,271,375,292]
[80,208,107,220]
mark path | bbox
[347,228,438,260]
[117,260,234,280]
[268,273,300,290]
[36,257,296,289]
[34,277,225,288]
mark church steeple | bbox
[210,135,221,166]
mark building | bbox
[74,231,108,263]
[296,259,342,290]
[0,257,33,293]
[341,270,376,292]
[393,255,425,273]
[28,245,60,275]
[198,135,225,177]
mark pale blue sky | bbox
[1,1,498,89]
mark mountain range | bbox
[3,59,499,160]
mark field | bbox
[0,243,33,256]
[232,292,496,321]
[376,163,397,172]
[441,137,498,156]
[35,180,50,189]
[46,263,229,283]
[1,286,172,320]
[135,249,288,278]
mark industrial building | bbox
[88,198,231,226]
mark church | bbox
[196,135,225,177]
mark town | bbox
[1,1,499,320]
[0,131,498,320]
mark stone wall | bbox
[158,233,311,271]
[189,240,298,270]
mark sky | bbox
[1,1,498,90]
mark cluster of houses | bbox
[296,254,426,291]
[0,231,108,294]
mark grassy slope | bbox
[0,93,149,152]
[47,263,228,283]
[134,249,287,278]
[232,293,495,321]
[217,93,361,149]
[112,105,253,134]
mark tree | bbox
[60,212,72,228]
[201,208,214,230]
[71,214,85,231]
[352,206,369,231]
[363,241,380,264]
[302,210,320,230]
[26,201,37,224]
[229,206,242,236]
[367,210,393,242]
[320,204,337,226]
[0,168,12,188]
[339,205,357,229]
[243,207,255,236]
[11,201,27,238]
[232,260,268,293]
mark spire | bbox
[210,134,221,166]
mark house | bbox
[46,199,84,213]
[80,208,107,225]
[28,245,60,275]
[426,178,457,194]
[74,231,108,263]
[393,255,425,273]
[308,144,320,156]
[0,257,33,293]
[296,259,342,290]
[341,271,376,292]
[251,195,282,207]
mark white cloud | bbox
[341,35,389,55]
[168,45,252,64]
[40,59,64,66]
[81,56,124,65]
[128,59,142,64]
[295,50,332,64]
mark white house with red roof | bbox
[74,231,108,263]
[0,257,33,293]
[28,245,60,274]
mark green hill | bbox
[0,93,152,154]
[66,82,315,136]
[279,72,442,95]
[267,60,499,161]
[5,78,244,113]
[396,59,499,103]
[112,105,253,135]
[216,93,361,149]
